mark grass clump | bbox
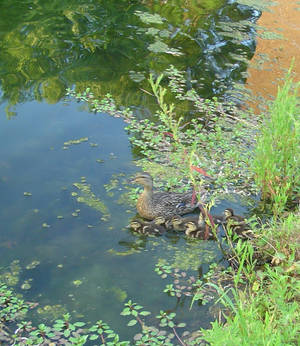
[201,264,300,345]
[253,66,299,216]
[200,211,300,346]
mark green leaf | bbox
[64,329,71,337]
[120,308,131,316]
[139,311,151,316]
[127,319,137,326]
[177,323,186,328]
[74,321,85,327]
[90,334,99,340]
[168,321,175,328]
[89,325,98,332]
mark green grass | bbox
[253,66,300,216]
[201,212,300,346]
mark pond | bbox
[0,0,278,342]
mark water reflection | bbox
[0,0,260,116]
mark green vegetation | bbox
[201,212,300,345]
[72,177,111,220]
[253,66,300,216]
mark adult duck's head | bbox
[131,172,153,189]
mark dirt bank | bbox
[246,0,300,112]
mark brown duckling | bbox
[223,208,245,223]
[184,214,214,240]
[167,215,199,231]
[129,217,166,236]
[131,172,207,220]
[168,210,223,232]
[223,208,254,239]
[143,216,167,235]
[129,219,147,234]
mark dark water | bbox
[0,0,260,341]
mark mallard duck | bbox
[168,215,199,231]
[223,208,254,239]
[132,172,207,220]
[184,221,214,240]
[143,216,167,235]
[168,210,223,232]
[129,217,166,236]
[129,219,147,233]
[223,208,245,223]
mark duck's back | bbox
[137,190,197,220]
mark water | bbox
[0,0,260,341]
[0,99,247,340]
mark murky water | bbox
[0,0,262,341]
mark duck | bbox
[184,213,215,240]
[167,214,199,231]
[131,172,207,220]
[129,216,166,236]
[184,222,214,240]
[129,219,146,233]
[223,208,254,239]
[223,208,245,223]
[168,210,223,232]
[144,216,167,235]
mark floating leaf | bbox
[127,319,137,326]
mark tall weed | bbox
[253,66,299,215]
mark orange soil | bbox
[246,0,300,112]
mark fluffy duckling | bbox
[167,215,199,231]
[184,214,214,240]
[223,208,254,239]
[129,217,166,236]
[223,208,245,223]
[129,219,147,234]
[145,216,167,235]
[131,172,207,220]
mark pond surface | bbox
[1,99,247,338]
[0,0,264,341]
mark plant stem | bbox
[172,327,187,346]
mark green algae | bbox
[110,287,127,302]
[73,181,110,219]
[26,260,40,270]
[107,248,141,256]
[0,260,21,286]
[37,304,67,321]
[63,137,89,148]
[158,241,220,271]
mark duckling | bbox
[184,221,214,240]
[143,216,167,235]
[167,214,199,231]
[184,214,214,240]
[129,217,166,236]
[129,219,147,234]
[223,208,245,223]
[223,208,254,239]
[131,172,207,220]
